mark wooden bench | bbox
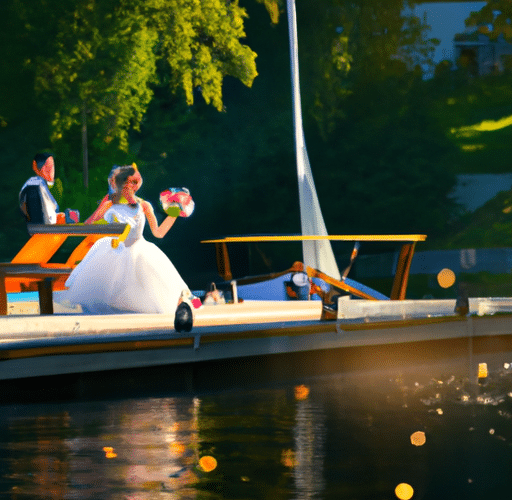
[0,263,73,315]
[2,223,128,315]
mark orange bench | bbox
[2,223,127,315]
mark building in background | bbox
[454,28,512,75]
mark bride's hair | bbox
[114,165,136,191]
[109,164,142,203]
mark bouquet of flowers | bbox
[159,187,195,218]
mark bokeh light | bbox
[410,431,426,446]
[102,446,117,459]
[478,363,488,379]
[437,268,455,288]
[170,442,186,455]
[294,384,310,400]
[395,482,414,500]
[199,455,217,472]
[281,449,296,467]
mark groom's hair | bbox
[33,152,53,172]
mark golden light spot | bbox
[102,446,117,458]
[478,363,488,379]
[395,482,414,500]
[294,384,310,400]
[437,268,456,288]
[199,455,217,472]
[281,449,297,467]
[410,431,426,447]
[170,442,186,455]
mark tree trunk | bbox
[81,104,89,189]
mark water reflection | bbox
[292,386,326,499]
[1,351,512,499]
[3,398,205,499]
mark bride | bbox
[62,164,194,317]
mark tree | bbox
[283,0,456,237]
[466,0,512,40]
[292,0,438,139]
[11,0,258,187]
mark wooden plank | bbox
[37,278,54,314]
[215,242,232,281]
[0,337,195,361]
[11,233,68,264]
[303,265,380,301]
[14,224,128,265]
[0,264,72,315]
[195,300,323,326]
[3,266,71,294]
[390,242,416,300]
[0,300,324,334]
[27,223,127,236]
[202,234,427,243]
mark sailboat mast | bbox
[286,0,341,280]
[286,0,305,159]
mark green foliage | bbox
[49,178,64,207]
[425,71,512,175]
[254,0,281,24]
[430,189,512,249]
[294,0,438,139]
[0,106,54,260]
[160,0,258,111]
[10,0,258,154]
[311,99,458,238]
[3,0,512,283]
[466,0,512,41]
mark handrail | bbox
[202,234,427,243]
[27,223,127,236]
[202,234,426,300]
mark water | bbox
[1,351,512,499]
[7,292,39,303]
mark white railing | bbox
[337,297,512,321]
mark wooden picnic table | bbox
[1,223,127,315]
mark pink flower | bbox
[159,188,195,217]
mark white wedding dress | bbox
[61,203,188,314]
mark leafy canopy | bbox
[13,0,258,151]
[466,0,512,40]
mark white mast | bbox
[286,0,341,279]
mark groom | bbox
[19,153,79,225]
